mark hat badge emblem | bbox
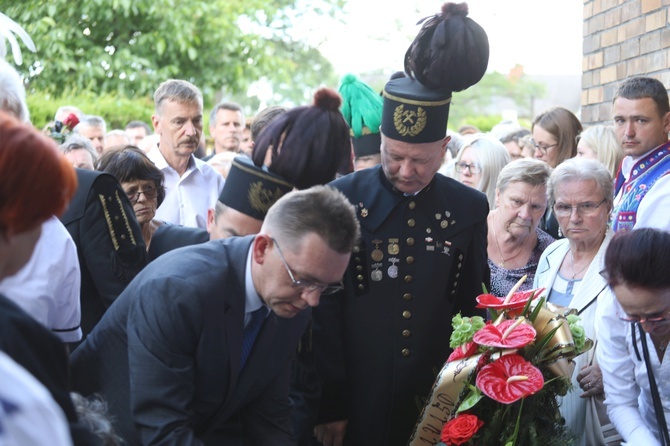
[393,104,426,137]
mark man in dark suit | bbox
[60,168,147,340]
[312,5,491,445]
[71,185,360,445]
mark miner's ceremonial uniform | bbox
[312,6,491,442]
[314,165,488,445]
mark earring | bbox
[558,226,563,238]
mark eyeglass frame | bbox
[271,237,344,295]
[454,161,482,175]
[124,185,162,204]
[553,198,608,217]
[616,307,670,325]
[528,138,558,154]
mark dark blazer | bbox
[71,237,309,445]
[0,294,98,445]
[59,169,147,340]
[313,167,490,446]
[147,223,209,261]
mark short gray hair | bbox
[209,102,244,127]
[154,79,203,113]
[60,134,98,163]
[262,185,360,254]
[547,157,613,207]
[496,158,552,193]
[75,115,107,134]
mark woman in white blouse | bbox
[598,228,670,446]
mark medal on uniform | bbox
[387,257,399,278]
[388,238,400,255]
[435,213,441,219]
[441,220,449,228]
[371,239,384,262]
[371,262,383,281]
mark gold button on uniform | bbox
[406,256,414,264]
[408,201,416,209]
[358,284,365,290]
[353,246,360,253]
[406,237,415,246]
[356,265,363,271]
[401,348,410,357]
[402,311,411,319]
[402,329,411,337]
[407,219,415,227]
[403,293,412,301]
[404,275,413,283]
[357,275,364,281]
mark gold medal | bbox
[388,238,400,255]
[371,239,384,262]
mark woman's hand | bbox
[577,364,604,398]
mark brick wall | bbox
[581,0,670,125]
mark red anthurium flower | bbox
[473,318,536,349]
[476,354,544,404]
[447,341,478,362]
[476,287,545,310]
[441,414,484,445]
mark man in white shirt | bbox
[611,76,670,232]
[148,79,225,228]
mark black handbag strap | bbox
[637,322,670,445]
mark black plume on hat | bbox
[404,2,489,92]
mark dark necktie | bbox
[240,306,268,369]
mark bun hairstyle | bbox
[252,87,351,190]
[404,2,489,92]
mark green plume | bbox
[338,73,383,138]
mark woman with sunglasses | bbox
[534,158,616,446]
[598,228,670,446]
[97,146,166,251]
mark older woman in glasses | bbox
[453,135,511,210]
[597,228,670,445]
[533,158,615,446]
[487,159,554,297]
[97,146,166,250]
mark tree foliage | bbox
[448,69,547,129]
[2,0,343,105]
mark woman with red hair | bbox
[0,110,77,263]
[0,110,87,444]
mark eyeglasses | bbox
[271,237,344,295]
[528,138,558,154]
[454,162,482,175]
[124,186,161,203]
[617,308,670,325]
[553,198,607,217]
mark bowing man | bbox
[70,185,360,445]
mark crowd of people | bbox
[1,3,670,446]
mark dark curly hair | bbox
[96,146,166,207]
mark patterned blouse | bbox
[487,228,555,297]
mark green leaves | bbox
[2,0,341,106]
